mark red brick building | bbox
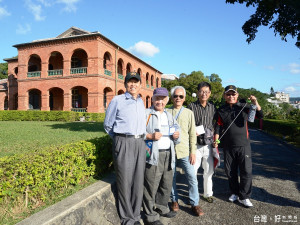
[2,27,162,112]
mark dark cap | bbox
[224,85,237,93]
[153,87,169,97]
[125,72,141,83]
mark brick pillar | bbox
[41,62,48,78]
[87,92,100,113]
[18,94,28,110]
[41,91,50,111]
[63,91,71,111]
[63,60,70,77]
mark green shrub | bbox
[251,119,300,146]
[0,135,113,207]
[0,110,105,122]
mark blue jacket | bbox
[145,107,180,169]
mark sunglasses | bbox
[226,93,237,97]
[173,95,184,99]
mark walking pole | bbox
[215,99,252,144]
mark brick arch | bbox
[71,86,88,109]
[103,51,113,72]
[151,75,154,86]
[48,51,64,73]
[104,87,114,109]
[71,48,88,69]
[146,95,151,108]
[146,72,150,86]
[126,63,132,75]
[117,58,124,75]
[28,88,42,110]
[28,54,41,72]
[49,87,64,111]
[156,77,159,87]
[117,89,125,95]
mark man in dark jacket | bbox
[215,85,263,208]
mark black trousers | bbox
[223,145,252,200]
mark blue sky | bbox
[0,0,299,97]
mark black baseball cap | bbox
[125,72,141,83]
[224,85,237,93]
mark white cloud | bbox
[25,0,45,21]
[16,23,31,34]
[285,86,296,92]
[264,65,274,70]
[57,0,80,12]
[247,60,256,66]
[127,41,160,58]
[0,6,10,19]
[223,79,237,85]
[287,63,300,74]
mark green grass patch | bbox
[0,121,106,157]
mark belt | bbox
[115,133,145,139]
[159,148,170,152]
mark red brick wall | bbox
[5,34,162,113]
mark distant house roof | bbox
[0,79,8,91]
[3,56,18,62]
[161,74,178,81]
[9,26,162,74]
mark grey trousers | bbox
[113,135,146,225]
[143,150,173,223]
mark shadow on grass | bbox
[47,122,105,132]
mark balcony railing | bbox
[71,108,87,112]
[104,69,112,76]
[70,67,87,74]
[27,71,41,78]
[48,69,63,76]
[118,74,124,80]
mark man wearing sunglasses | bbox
[167,86,204,216]
[214,85,263,208]
[188,81,217,204]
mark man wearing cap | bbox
[188,81,217,204]
[167,86,204,216]
[104,72,146,225]
[143,87,180,225]
[214,85,263,208]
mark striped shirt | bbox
[187,100,216,131]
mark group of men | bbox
[104,72,263,225]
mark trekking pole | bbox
[215,99,251,144]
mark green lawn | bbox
[0,121,106,157]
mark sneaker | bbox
[228,194,238,202]
[238,198,253,208]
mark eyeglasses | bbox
[199,91,210,95]
[173,95,184,99]
[226,93,237,97]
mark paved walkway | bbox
[158,129,300,225]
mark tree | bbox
[162,71,224,106]
[0,63,8,79]
[226,0,300,48]
[270,87,275,96]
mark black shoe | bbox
[146,220,164,225]
[155,208,177,218]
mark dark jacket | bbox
[215,102,263,147]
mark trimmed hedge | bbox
[251,119,300,146]
[0,110,105,122]
[0,135,113,207]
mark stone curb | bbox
[17,173,120,225]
